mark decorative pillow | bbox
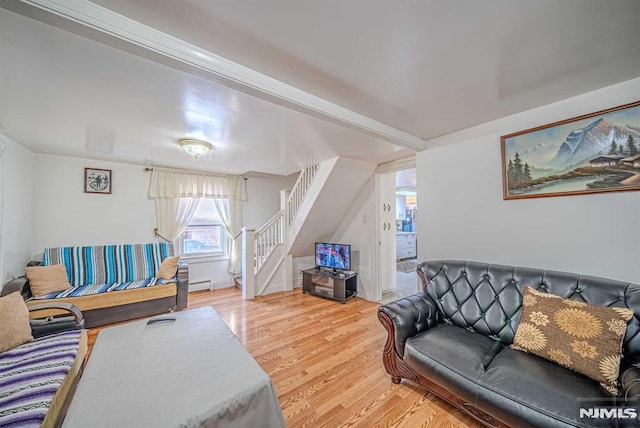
[158,256,180,280]
[512,287,634,394]
[0,292,33,353]
[25,264,71,297]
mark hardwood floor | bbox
[87,288,481,427]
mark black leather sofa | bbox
[378,260,640,428]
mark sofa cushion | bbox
[512,287,633,394]
[43,243,174,286]
[25,264,71,297]
[476,347,609,428]
[32,277,172,299]
[158,256,180,280]
[404,324,503,400]
[0,292,33,354]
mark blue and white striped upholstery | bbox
[33,278,176,300]
[42,243,174,287]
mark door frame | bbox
[374,156,416,302]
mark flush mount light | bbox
[179,138,212,159]
[396,188,416,196]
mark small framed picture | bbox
[84,168,112,194]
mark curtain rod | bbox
[143,167,247,180]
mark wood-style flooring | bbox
[87,288,481,427]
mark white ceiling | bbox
[89,0,640,139]
[0,7,411,175]
[2,0,640,176]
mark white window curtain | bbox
[214,199,243,275]
[154,198,199,242]
[149,168,247,200]
[148,167,247,253]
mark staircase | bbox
[255,209,285,271]
[241,157,375,298]
[286,163,319,228]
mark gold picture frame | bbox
[501,101,640,200]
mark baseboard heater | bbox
[188,280,213,291]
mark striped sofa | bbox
[0,330,87,428]
[3,243,188,328]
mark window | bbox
[179,199,228,257]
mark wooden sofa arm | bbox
[377,292,439,384]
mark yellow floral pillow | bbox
[512,287,634,395]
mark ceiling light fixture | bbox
[396,188,416,196]
[179,138,212,159]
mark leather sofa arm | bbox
[28,301,85,338]
[176,261,189,310]
[378,292,440,358]
[28,302,84,326]
[1,277,31,298]
[620,353,640,402]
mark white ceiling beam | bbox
[376,155,416,174]
[9,0,428,151]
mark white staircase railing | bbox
[254,210,284,272]
[242,162,319,299]
[286,163,319,226]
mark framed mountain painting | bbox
[501,100,640,200]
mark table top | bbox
[302,268,357,279]
[62,307,285,428]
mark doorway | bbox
[378,167,419,303]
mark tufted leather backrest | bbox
[417,260,640,356]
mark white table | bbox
[63,307,285,428]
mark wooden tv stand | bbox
[302,268,357,303]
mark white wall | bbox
[0,135,34,285]
[243,175,296,229]
[289,157,377,256]
[31,154,292,290]
[330,177,377,301]
[33,154,156,250]
[417,77,640,283]
[292,255,314,287]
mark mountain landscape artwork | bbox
[501,101,640,200]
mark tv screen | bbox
[315,242,351,271]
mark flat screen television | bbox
[315,242,351,271]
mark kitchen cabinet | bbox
[396,233,416,260]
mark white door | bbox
[376,172,396,299]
